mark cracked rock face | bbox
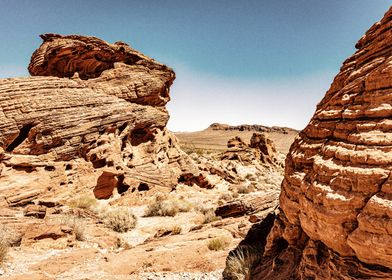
[251,7,392,279]
[0,34,198,204]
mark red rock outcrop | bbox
[226,7,392,280]
[219,133,281,166]
[0,34,199,206]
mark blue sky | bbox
[0,1,390,131]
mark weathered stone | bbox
[227,136,246,149]
[244,7,392,279]
[6,190,42,207]
[23,205,47,219]
[218,133,280,166]
[0,34,201,204]
[216,191,279,218]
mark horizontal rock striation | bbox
[208,123,297,134]
[0,34,199,205]
[228,7,392,280]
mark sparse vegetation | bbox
[236,184,255,194]
[0,226,22,266]
[61,215,86,241]
[101,207,137,233]
[145,193,193,217]
[207,236,231,251]
[156,225,182,237]
[115,237,132,250]
[182,143,205,156]
[0,240,7,265]
[232,191,240,199]
[68,194,97,211]
[0,229,8,265]
[219,192,233,201]
[223,245,261,280]
[244,173,256,181]
[170,225,182,235]
[197,205,220,224]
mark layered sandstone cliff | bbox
[0,34,199,206]
[226,7,392,280]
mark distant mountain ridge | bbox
[207,123,298,134]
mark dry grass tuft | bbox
[197,206,219,224]
[236,184,256,194]
[207,236,231,251]
[0,225,23,265]
[223,245,261,280]
[115,237,132,250]
[68,194,97,211]
[170,225,182,235]
[155,225,182,237]
[101,207,137,233]
[145,193,193,217]
[0,235,8,266]
[60,215,86,241]
[219,193,233,202]
[0,240,7,266]
[183,143,205,156]
[231,191,240,198]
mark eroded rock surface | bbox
[0,34,199,206]
[0,35,287,280]
[236,7,392,280]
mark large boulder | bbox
[230,7,392,279]
[0,34,199,204]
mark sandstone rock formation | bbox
[196,133,284,188]
[220,133,280,166]
[228,7,392,279]
[0,35,287,280]
[0,34,199,207]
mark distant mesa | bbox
[207,122,298,134]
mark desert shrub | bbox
[207,236,231,251]
[68,194,97,211]
[223,245,261,280]
[197,205,219,224]
[61,215,86,241]
[0,225,21,248]
[170,225,182,235]
[156,225,182,237]
[219,193,233,202]
[237,184,255,194]
[0,240,7,265]
[102,208,137,233]
[231,191,240,198]
[145,194,193,217]
[0,225,22,265]
[183,143,204,156]
[115,237,132,250]
[176,198,193,212]
[0,228,8,265]
[244,173,257,181]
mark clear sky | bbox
[0,1,390,131]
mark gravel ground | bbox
[136,270,223,280]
